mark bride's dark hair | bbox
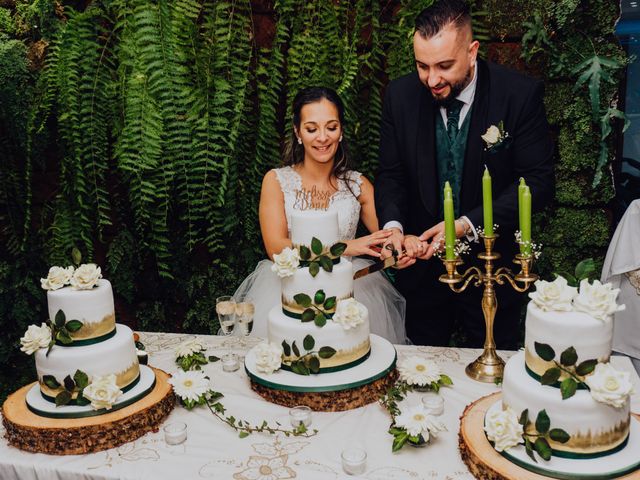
[284,87,354,193]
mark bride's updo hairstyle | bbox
[284,87,355,194]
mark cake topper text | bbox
[293,186,334,211]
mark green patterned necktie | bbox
[446,99,465,143]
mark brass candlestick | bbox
[439,233,538,383]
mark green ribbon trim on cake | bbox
[40,372,141,405]
[525,363,589,390]
[299,257,341,267]
[280,349,371,374]
[281,308,334,320]
[551,435,629,459]
[28,375,156,419]
[54,327,117,347]
[245,350,397,393]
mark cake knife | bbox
[353,254,397,279]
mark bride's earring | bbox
[339,135,343,142]
[297,137,302,145]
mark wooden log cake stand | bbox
[2,367,175,455]
[459,392,640,480]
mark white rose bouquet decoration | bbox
[573,279,625,322]
[484,406,524,452]
[529,276,577,312]
[40,266,75,291]
[332,298,367,330]
[271,247,300,278]
[397,356,453,391]
[83,374,123,410]
[584,363,634,409]
[20,323,52,355]
[70,263,102,290]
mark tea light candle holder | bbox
[222,353,240,372]
[289,405,312,428]
[421,392,444,416]
[136,349,148,365]
[341,447,367,475]
[163,422,187,445]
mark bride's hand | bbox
[344,230,394,257]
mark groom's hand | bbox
[382,227,404,259]
[417,222,446,260]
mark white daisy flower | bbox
[397,356,442,386]
[394,405,446,439]
[169,370,210,402]
[175,339,204,358]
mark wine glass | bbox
[216,296,236,336]
[235,301,255,336]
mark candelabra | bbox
[439,234,538,383]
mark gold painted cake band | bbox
[281,349,371,374]
[40,373,142,404]
[524,363,588,390]
[524,348,610,381]
[39,362,141,399]
[282,308,334,320]
[61,313,116,342]
[282,339,371,369]
[56,327,117,347]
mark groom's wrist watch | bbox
[456,218,472,236]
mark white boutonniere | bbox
[482,121,511,152]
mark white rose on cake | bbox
[584,363,634,409]
[254,342,283,374]
[83,374,123,410]
[70,263,102,290]
[394,405,446,440]
[484,406,524,452]
[573,279,624,322]
[332,298,367,330]
[528,276,577,312]
[20,323,52,354]
[271,247,300,278]
[398,356,442,386]
[40,266,74,291]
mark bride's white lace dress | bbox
[233,166,407,344]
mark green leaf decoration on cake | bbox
[294,293,312,308]
[323,296,336,310]
[308,356,320,374]
[55,390,72,407]
[518,409,529,426]
[303,334,315,351]
[299,245,311,261]
[65,320,83,333]
[309,261,320,277]
[518,409,570,463]
[540,367,561,385]
[74,370,89,390]
[319,256,333,272]
[549,428,571,443]
[57,330,73,345]
[281,340,291,357]
[314,290,326,304]
[292,341,300,357]
[314,312,326,327]
[560,377,578,399]
[560,346,577,367]
[43,375,61,389]
[293,290,336,327]
[330,242,347,257]
[301,309,315,322]
[311,237,323,255]
[63,375,76,392]
[299,239,346,273]
[55,310,66,328]
[534,342,555,362]
[575,359,597,376]
[46,309,84,355]
[535,410,550,434]
[318,346,336,359]
[533,437,552,461]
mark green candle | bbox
[518,178,526,253]
[521,186,532,256]
[482,167,493,236]
[444,182,456,260]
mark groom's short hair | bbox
[414,0,472,39]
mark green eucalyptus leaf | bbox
[540,367,561,386]
[282,340,291,357]
[299,245,311,261]
[308,355,320,374]
[292,341,300,358]
[318,346,336,359]
[309,261,320,277]
[323,296,336,310]
[55,390,72,407]
[439,374,453,386]
[57,329,73,345]
[63,375,75,392]
[43,375,61,389]
[238,431,250,439]
[301,309,315,322]
[55,309,66,327]
[535,409,550,434]
[65,320,83,333]
[314,290,326,304]
[519,409,529,427]
[311,237,323,255]
[330,242,347,257]
[303,334,315,351]
[560,377,578,400]
[73,370,89,389]
[293,293,312,307]
[560,346,577,367]
[549,428,571,443]
[576,359,598,376]
[319,256,333,272]
[534,437,552,461]
[534,342,555,362]
[392,431,409,452]
[314,312,327,327]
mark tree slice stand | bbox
[2,367,175,455]
[459,392,640,480]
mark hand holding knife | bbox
[353,245,400,279]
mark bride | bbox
[234,87,407,344]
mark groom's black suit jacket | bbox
[375,59,555,343]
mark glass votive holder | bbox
[222,353,240,372]
[136,349,148,365]
[289,405,312,428]
[341,447,367,475]
[421,391,444,416]
[163,422,187,445]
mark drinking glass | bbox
[235,301,255,336]
[216,296,236,336]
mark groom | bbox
[375,0,554,348]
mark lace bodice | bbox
[274,166,363,241]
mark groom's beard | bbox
[431,68,472,108]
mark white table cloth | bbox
[2,332,639,480]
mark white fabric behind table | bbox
[1,332,639,480]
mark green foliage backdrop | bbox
[0,0,625,400]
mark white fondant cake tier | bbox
[267,305,370,370]
[47,279,116,341]
[281,258,353,315]
[291,210,340,248]
[524,302,613,378]
[502,351,630,457]
[35,324,140,398]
